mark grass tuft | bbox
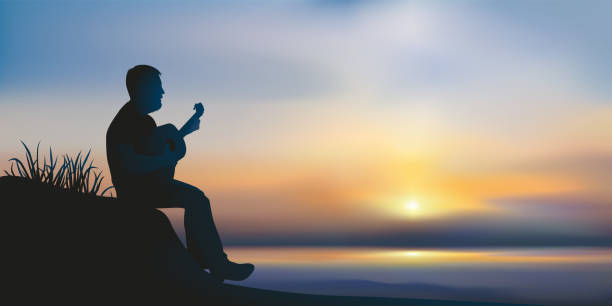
[3,141,115,197]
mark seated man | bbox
[106,65,254,281]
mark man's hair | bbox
[126,65,161,99]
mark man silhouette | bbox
[106,65,254,281]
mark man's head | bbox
[126,65,164,114]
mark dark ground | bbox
[1,176,534,305]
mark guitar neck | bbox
[178,113,201,138]
[178,128,189,139]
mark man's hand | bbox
[179,102,204,137]
[163,144,180,165]
[181,117,200,136]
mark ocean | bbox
[224,247,612,305]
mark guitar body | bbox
[138,124,186,185]
[135,103,203,185]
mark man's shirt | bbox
[106,101,157,194]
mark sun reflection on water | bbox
[225,247,612,267]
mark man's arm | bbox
[179,103,204,137]
[115,143,177,175]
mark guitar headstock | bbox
[193,103,205,118]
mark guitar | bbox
[138,103,205,184]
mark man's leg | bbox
[163,179,254,281]
[174,180,223,267]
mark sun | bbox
[405,200,420,211]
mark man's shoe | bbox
[210,261,254,281]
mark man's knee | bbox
[177,183,203,199]
[171,180,210,208]
[199,192,210,206]
[188,189,210,207]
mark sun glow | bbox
[399,200,423,218]
[405,200,420,211]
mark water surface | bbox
[225,247,612,305]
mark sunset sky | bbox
[1,0,611,246]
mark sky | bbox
[1,0,611,246]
